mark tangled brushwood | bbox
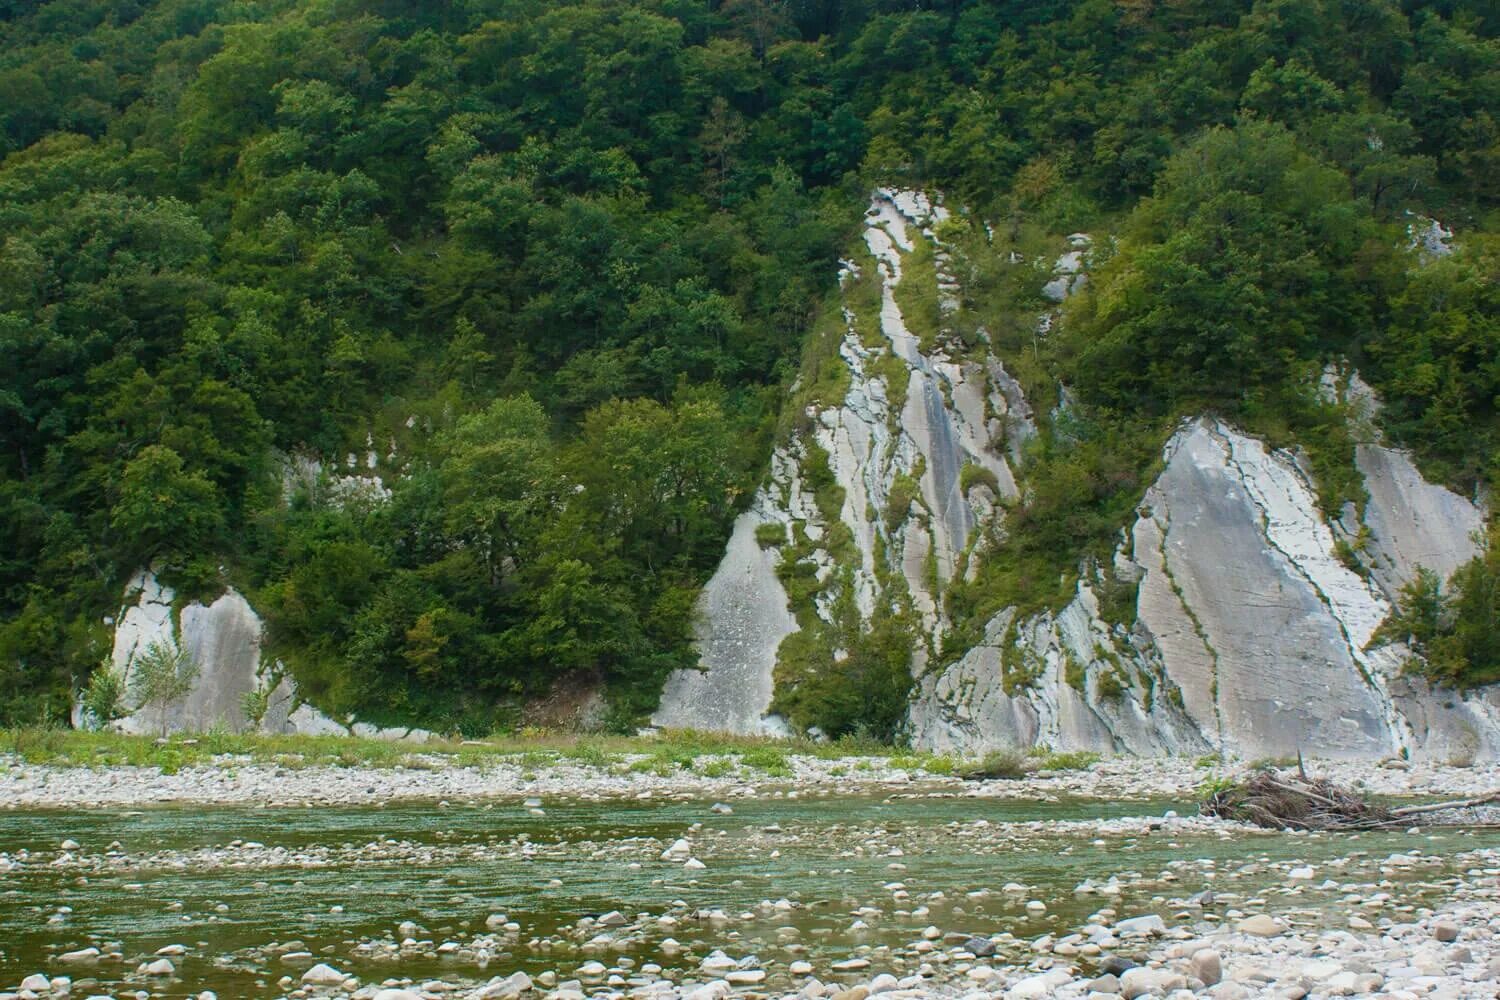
[1200,767,1500,831]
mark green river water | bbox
[0,790,1491,998]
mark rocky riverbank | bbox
[3,750,1497,810]
[3,826,1496,1000]
[5,749,1498,1000]
[303,889,1495,1000]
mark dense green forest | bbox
[0,0,1495,731]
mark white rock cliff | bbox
[663,191,1496,760]
[88,193,1494,759]
[93,570,429,741]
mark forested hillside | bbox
[1,0,1496,733]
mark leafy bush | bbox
[1371,535,1500,688]
[81,664,126,729]
[1036,750,1101,771]
[1095,666,1128,701]
[755,522,786,549]
[738,746,791,776]
[959,463,1001,497]
[958,749,1033,780]
[885,471,922,531]
[240,687,271,728]
[563,741,615,768]
[920,754,957,776]
[696,756,734,777]
[128,642,199,736]
[771,612,913,743]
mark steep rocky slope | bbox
[95,572,427,740]
[654,190,1033,735]
[86,192,1493,758]
[656,192,1496,760]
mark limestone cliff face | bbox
[100,570,290,735]
[651,494,799,736]
[87,192,1494,757]
[654,190,1033,734]
[91,570,429,741]
[910,417,1494,761]
[664,191,1496,759]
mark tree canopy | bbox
[0,0,1495,725]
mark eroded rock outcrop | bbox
[677,191,1495,759]
[651,497,798,736]
[104,570,276,735]
[911,414,1493,761]
[654,190,1028,733]
[93,570,429,741]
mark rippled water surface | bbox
[1,790,1491,998]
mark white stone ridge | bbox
[1407,214,1454,259]
[651,489,798,736]
[908,581,1209,757]
[914,413,1491,761]
[110,568,175,677]
[1219,424,1389,652]
[95,570,425,742]
[658,189,1024,732]
[1358,442,1484,597]
[1136,420,1396,760]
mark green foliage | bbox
[0,0,1496,728]
[885,470,922,530]
[127,641,199,735]
[1095,666,1128,701]
[80,663,125,729]
[1094,570,1141,631]
[948,417,1164,641]
[738,745,791,776]
[111,446,226,567]
[1036,750,1102,772]
[1334,531,1370,577]
[240,686,270,728]
[771,610,914,743]
[755,522,786,549]
[959,462,1001,497]
[891,234,942,351]
[958,749,1032,780]
[695,756,734,778]
[800,440,847,527]
[1064,122,1377,417]
[1371,536,1500,688]
[1364,237,1500,494]
[563,741,615,768]
[918,753,957,776]
[1063,652,1086,694]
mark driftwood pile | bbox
[1200,767,1500,831]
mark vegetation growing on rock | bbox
[0,0,1495,729]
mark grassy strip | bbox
[890,232,943,353]
[0,726,1081,777]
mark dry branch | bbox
[1390,792,1500,817]
[1200,768,1498,831]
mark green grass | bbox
[755,522,786,549]
[1035,749,1102,771]
[0,726,954,773]
[957,748,1033,780]
[1,726,1116,783]
[695,756,734,777]
[738,745,792,776]
[891,233,943,352]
